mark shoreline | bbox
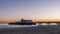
[0,25,60,34]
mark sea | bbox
[0,23,39,28]
[0,23,58,28]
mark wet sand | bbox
[0,25,60,34]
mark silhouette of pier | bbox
[35,22,60,25]
[9,18,60,25]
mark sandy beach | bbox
[0,25,60,34]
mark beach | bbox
[0,25,60,34]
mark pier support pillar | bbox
[47,23,50,25]
[57,23,60,25]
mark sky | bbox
[0,0,60,22]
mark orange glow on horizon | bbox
[0,17,60,23]
[31,17,60,22]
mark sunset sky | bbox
[0,0,60,22]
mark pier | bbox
[35,22,60,25]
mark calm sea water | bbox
[0,23,58,28]
[0,23,38,28]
